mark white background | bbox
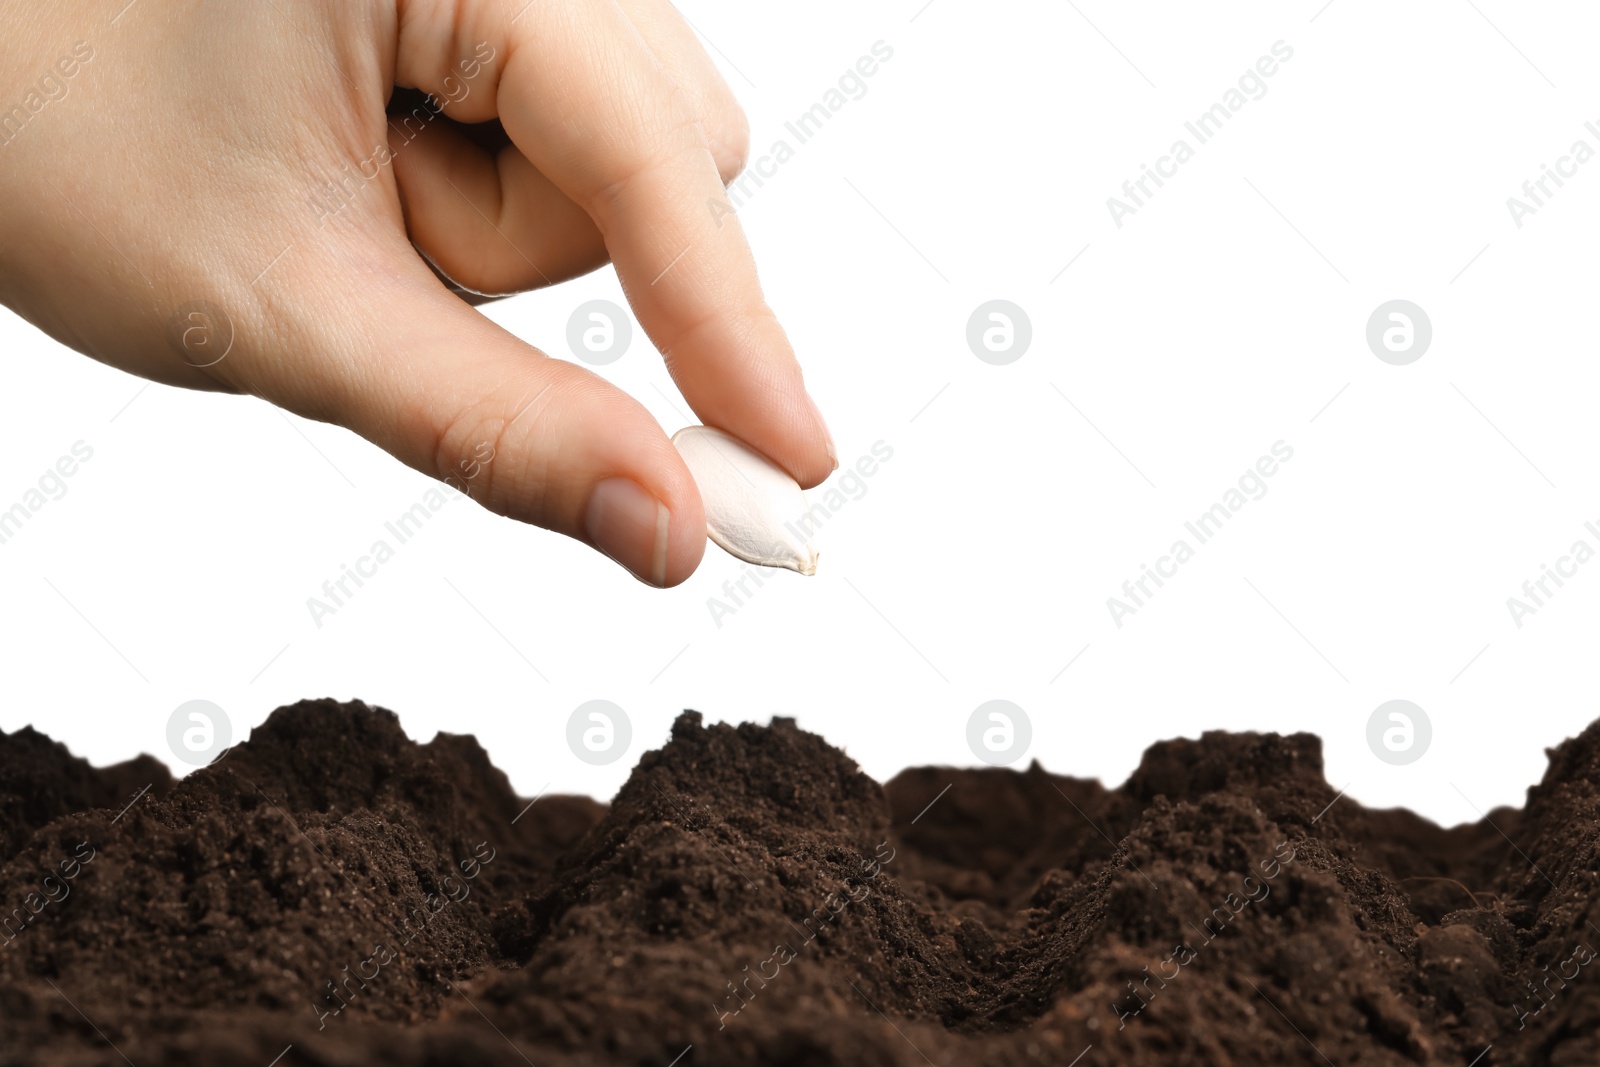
[3,0,1597,825]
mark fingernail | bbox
[806,392,838,471]
[586,478,671,587]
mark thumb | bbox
[226,255,706,587]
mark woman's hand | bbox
[0,0,835,586]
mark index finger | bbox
[483,0,836,486]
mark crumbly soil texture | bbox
[2,701,1598,1066]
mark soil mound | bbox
[2,700,1596,1065]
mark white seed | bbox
[671,426,819,576]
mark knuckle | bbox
[711,103,751,183]
[583,105,733,216]
[431,390,547,516]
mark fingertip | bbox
[664,504,709,587]
[585,474,705,588]
[651,441,708,587]
[756,391,836,491]
[800,390,839,487]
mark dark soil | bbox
[3,700,1597,1066]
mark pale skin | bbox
[0,0,836,587]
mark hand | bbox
[0,0,836,587]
